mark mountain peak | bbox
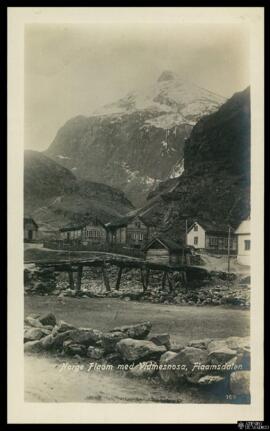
[157,70,177,82]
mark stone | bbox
[53,320,76,333]
[129,361,158,378]
[24,317,43,328]
[63,340,87,356]
[159,347,209,384]
[208,347,237,365]
[116,338,166,362]
[24,327,51,342]
[149,334,171,350]
[207,339,229,353]
[225,336,250,352]
[105,352,122,365]
[69,328,103,346]
[230,371,250,395]
[87,346,105,360]
[39,312,57,327]
[40,334,55,349]
[99,331,126,353]
[198,375,225,385]
[159,351,178,384]
[187,339,212,350]
[51,330,73,348]
[111,321,152,340]
[24,340,43,353]
[170,343,185,353]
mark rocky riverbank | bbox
[24,264,250,308]
[24,312,250,401]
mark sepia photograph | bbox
[7,6,265,424]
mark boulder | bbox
[24,327,51,342]
[208,347,237,365]
[24,317,43,328]
[105,352,122,365]
[24,340,43,353]
[230,371,250,395]
[170,343,185,353]
[159,351,178,384]
[159,347,209,384]
[53,320,76,334]
[149,334,171,350]
[225,336,250,352]
[111,321,152,340]
[198,375,225,385]
[116,338,166,362]
[87,346,105,360]
[69,328,103,346]
[187,339,212,350]
[51,330,73,349]
[99,331,126,353]
[40,334,55,349]
[63,340,87,356]
[39,312,57,326]
[129,361,158,378]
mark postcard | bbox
[7,6,264,424]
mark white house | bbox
[235,218,250,266]
[186,220,237,254]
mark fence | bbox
[43,240,145,259]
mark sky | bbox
[25,22,250,151]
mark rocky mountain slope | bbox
[24,150,134,230]
[137,87,251,237]
[45,71,225,206]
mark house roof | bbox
[235,218,250,235]
[106,213,154,229]
[187,219,234,235]
[59,217,105,232]
[59,223,85,232]
[143,235,184,252]
[24,217,38,229]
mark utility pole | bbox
[227,225,231,274]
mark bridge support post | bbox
[68,270,74,290]
[102,262,111,292]
[115,267,122,290]
[76,265,83,291]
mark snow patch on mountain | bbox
[170,159,185,178]
[56,155,71,160]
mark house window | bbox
[194,236,198,245]
[244,240,251,251]
[194,225,198,232]
[135,221,141,228]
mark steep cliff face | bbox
[141,87,250,237]
[24,150,134,229]
[44,71,225,206]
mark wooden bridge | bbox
[26,254,209,292]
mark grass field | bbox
[25,295,249,345]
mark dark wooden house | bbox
[143,236,188,265]
[24,217,39,242]
[106,214,156,249]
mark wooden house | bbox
[235,218,250,266]
[106,214,156,249]
[24,217,39,242]
[143,236,187,265]
[59,224,83,242]
[59,219,107,245]
[186,220,237,254]
[81,220,107,244]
